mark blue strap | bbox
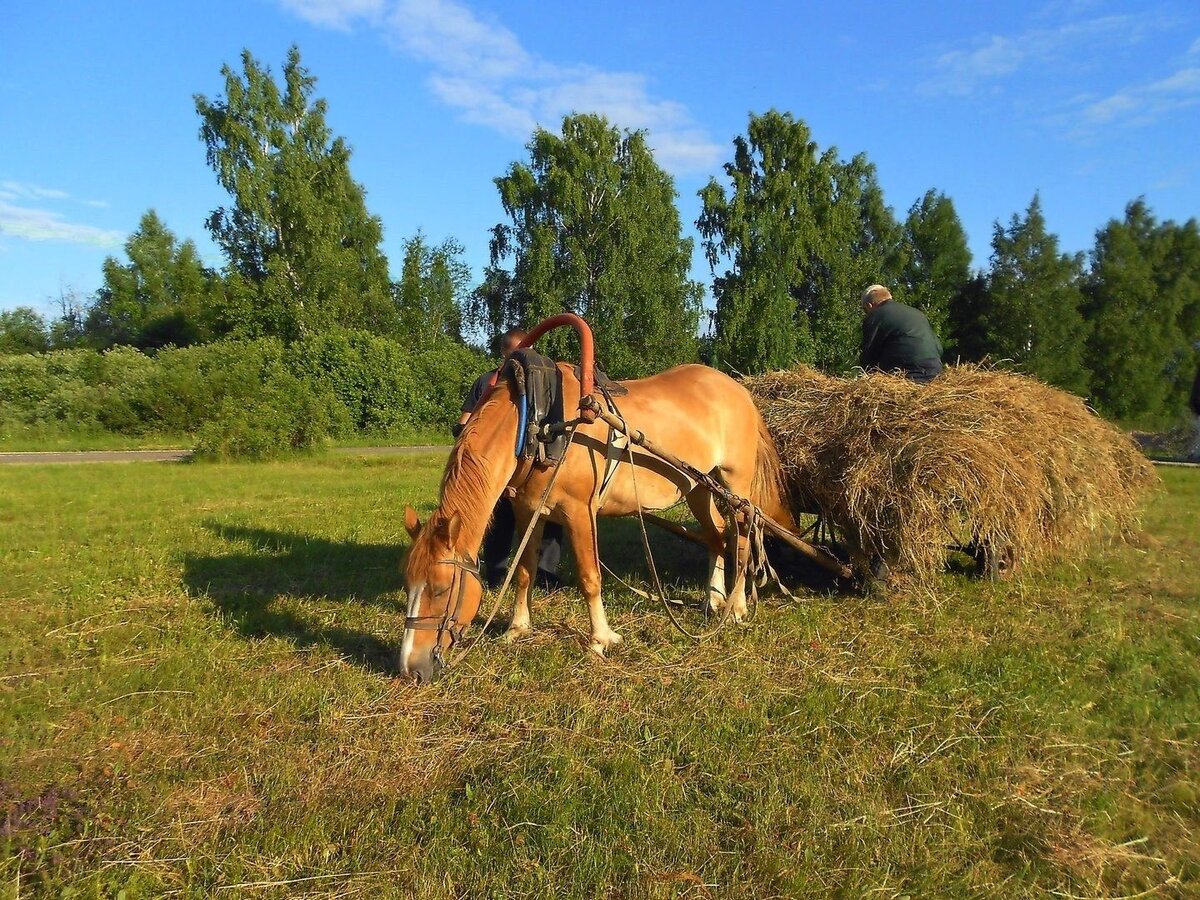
[515,393,528,457]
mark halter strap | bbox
[404,557,481,656]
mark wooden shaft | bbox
[592,406,853,580]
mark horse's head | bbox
[400,505,483,683]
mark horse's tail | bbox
[750,415,796,530]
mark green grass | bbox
[0,424,451,453]
[1,457,1196,898]
[0,425,195,452]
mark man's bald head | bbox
[860,284,892,313]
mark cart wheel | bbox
[975,543,1016,580]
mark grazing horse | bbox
[400,362,793,682]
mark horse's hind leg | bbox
[504,511,544,642]
[686,486,738,619]
[561,503,621,655]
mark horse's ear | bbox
[445,511,461,546]
[404,506,422,539]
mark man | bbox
[859,284,943,383]
[457,327,564,590]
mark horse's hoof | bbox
[589,630,622,656]
[503,625,531,643]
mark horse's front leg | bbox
[563,506,621,656]
[504,510,544,642]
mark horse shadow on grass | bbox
[184,517,844,675]
[183,522,408,675]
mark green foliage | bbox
[899,190,971,345]
[195,46,394,340]
[698,110,904,375]
[288,329,481,433]
[0,306,50,354]
[394,232,468,345]
[137,340,289,434]
[983,195,1090,393]
[0,333,484,453]
[194,371,343,460]
[482,113,703,378]
[87,210,222,349]
[0,347,154,433]
[1085,201,1200,423]
[947,274,992,364]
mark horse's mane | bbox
[408,386,511,573]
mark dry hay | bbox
[744,364,1157,583]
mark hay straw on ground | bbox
[744,364,1157,584]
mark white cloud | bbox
[919,14,1150,96]
[0,201,124,247]
[1077,65,1200,127]
[1,180,71,202]
[276,0,721,175]
[1189,37,1200,55]
[0,182,122,247]
[277,0,385,31]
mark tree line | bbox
[2,48,1197,426]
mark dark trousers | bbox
[482,497,563,589]
[903,359,943,384]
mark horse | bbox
[400,362,793,682]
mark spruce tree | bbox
[394,232,468,346]
[1086,202,1200,421]
[195,46,393,340]
[985,195,1089,393]
[900,190,971,346]
[483,113,702,378]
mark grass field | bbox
[1,454,1197,898]
[0,426,451,453]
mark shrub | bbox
[0,332,486,449]
[193,372,347,461]
[133,340,287,433]
[288,329,485,432]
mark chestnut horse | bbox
[400,362,793,682]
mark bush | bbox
[133,339,287,433]
[288,329,484,432]
[0,331,487,452]
[193,372,348,461]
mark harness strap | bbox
[597,387,627,507]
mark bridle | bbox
[404,555,481,667]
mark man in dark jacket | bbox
[859,284,943,383]
[457,327,563,590]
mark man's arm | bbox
[455,371,493,437]
[860,317,883,369]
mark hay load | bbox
[744,365,1157,583]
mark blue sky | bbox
[2,0,1198,316]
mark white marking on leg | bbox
[708,552,727,612]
